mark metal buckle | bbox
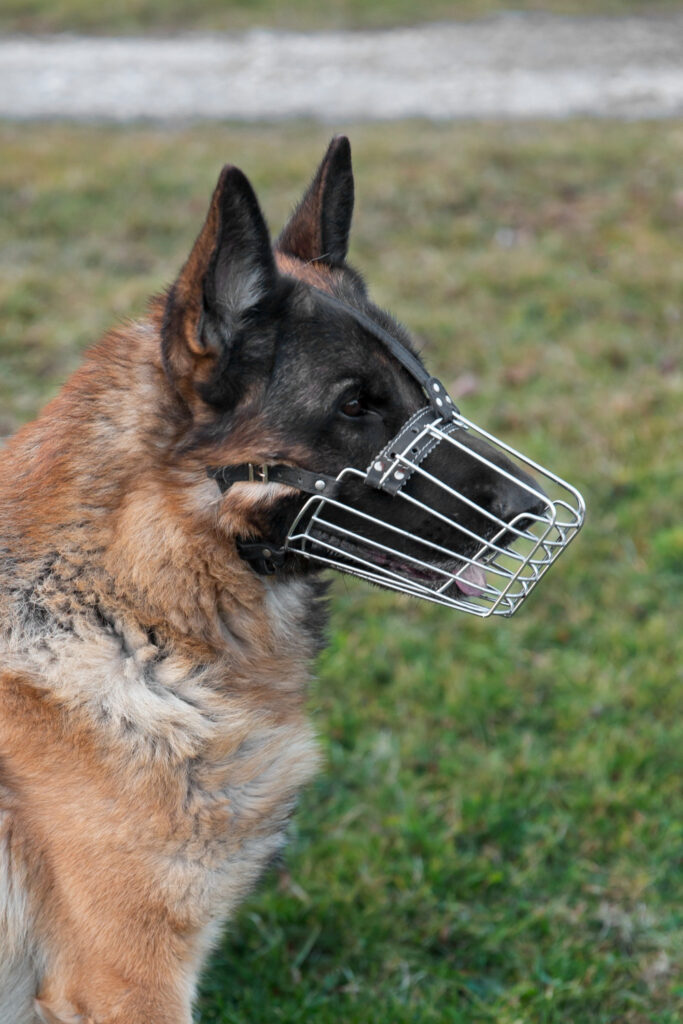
[248,463,269,484]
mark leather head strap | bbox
[312,290,457,422]
[207,462,342,499]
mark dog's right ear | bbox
[162,165,277,407]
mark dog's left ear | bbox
[162,164,278,406]
[276,135,354,266]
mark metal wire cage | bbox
[284,411,585,617]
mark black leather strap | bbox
[207,462,341,499]
[312,290,458,422]
[365,406,438,494]
[235,538,288,575]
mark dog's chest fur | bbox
[0,567,323,957]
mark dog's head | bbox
[161,138,575,611]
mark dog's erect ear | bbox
[276,135,354,266]
[162,165,277,403]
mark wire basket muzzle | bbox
[284,410,585,617]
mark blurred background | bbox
[1,2,681,1022]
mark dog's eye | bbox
[340,398,365,418]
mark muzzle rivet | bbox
[374,461,384,472]
[432,382,440,392]
[436,397,443,407]
[262,548,272,559]
[394,470,406,481]
[315,479,326,491]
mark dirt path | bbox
[2,13,683,121]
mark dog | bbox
[0,136,545,1023]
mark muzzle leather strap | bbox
[207,462,342,499]
[235,537,288,576]
[313,290,458,423]
[365,406,463,495]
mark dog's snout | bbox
[447,434,549,527]
[492,469,548,525]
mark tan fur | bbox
[0,174,340,1021]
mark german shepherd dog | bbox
[0,137,545,1023]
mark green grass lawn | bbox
[1,0,682,34]
[1,120,681,1022]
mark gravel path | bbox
[2,14,683,121]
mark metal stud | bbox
[432,382,440,392]
[436,397,443,407]
[374,461,384,472]
[395,470,405,481]
[262,548,272,559]
[315,479,326,491]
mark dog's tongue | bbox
[456,563,487,596]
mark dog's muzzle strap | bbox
[207,462,342,499]
[365,406,463,495]
[207,463,343,577]
[234,537,288,576]
[312,290,457,422]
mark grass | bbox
[1,119,682,1022]
[1,0,682,35]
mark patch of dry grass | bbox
[1,0,680,35]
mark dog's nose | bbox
[492,469,548,525]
